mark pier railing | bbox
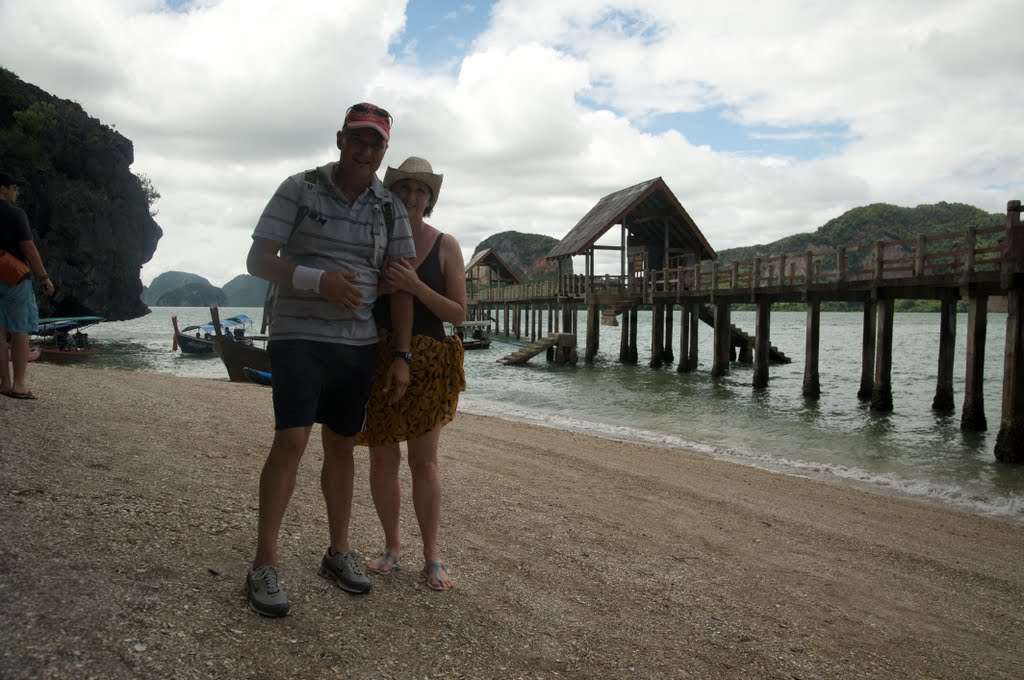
[466,222,1010,304]
[645,224,1006,297]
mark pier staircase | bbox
[498,333,576,365]
[697,304,791,363]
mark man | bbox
[0,171,54,400]
[244,103,415,617]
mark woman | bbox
[356,156,466,590]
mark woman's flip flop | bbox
[421,561,454,591]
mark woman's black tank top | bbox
[373,233,447,341]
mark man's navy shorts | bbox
[267,339,379,436]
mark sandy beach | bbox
[1,363,1022,679]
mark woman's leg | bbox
[407,426,452,588]
[368,442,403,569]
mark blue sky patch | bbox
[395,0,494,69]
[647,107,853,161]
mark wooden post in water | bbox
[687,303,700,371]
[712,302,731,377]
[663,305,675,364]
[803,300,821,399]
[932,293,957,412]
[585,303,600,364]
[628,306,639,364]
[752,300,771,388]
[619,306,630,363]
[650,302,665,368]
[678,305,691,373]
[961,294,988,431]
[858,300,877,400]
[995,200,1023,463]
[870,297,895,412]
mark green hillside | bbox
[222,274,268,306]
[714,202,1007,313]
[717,202,1004,262]
[473,231,572,281]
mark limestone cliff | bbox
[0,69,162,321]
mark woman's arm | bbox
[382,233,466,326]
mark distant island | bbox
[143,271,267,307]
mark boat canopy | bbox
[36,316,106,334]
[183,314,254,335]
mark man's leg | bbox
[321,425,357,554]
[318,425,372,594]
[254,426,312,567]
[9,332,29,394]
[0,328,11,392]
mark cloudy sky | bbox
[1,0,1021,286]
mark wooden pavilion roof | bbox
[465,247,522,284]
[546,177,716,261]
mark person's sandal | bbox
[421,562,453,591]
[366,551,399,575]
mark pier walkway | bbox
[467,200,1024,462]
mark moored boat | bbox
[34,316,105,360]
[453,321,492,350]
[172,313,255,355]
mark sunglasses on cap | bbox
[346,103,392,124]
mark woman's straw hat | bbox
[383,156,443,207]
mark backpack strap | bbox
[262,169,319,334]
[292,168,320,231]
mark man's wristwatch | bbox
[393,350,412,364]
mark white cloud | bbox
[0,0,1020,289]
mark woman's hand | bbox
[380,259,419,295]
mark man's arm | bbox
[18,240,54,297]
[247,237,361,309]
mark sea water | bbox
[79,306,1024,523]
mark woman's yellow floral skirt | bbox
[356,328,465,446]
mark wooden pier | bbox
[467,199,1024,463]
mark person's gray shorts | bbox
[267,339,378,436]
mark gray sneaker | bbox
[318,549,372,594]
[244,565,290,617]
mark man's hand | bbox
[319,269,361,309]
[381,357,410,405]
[42,278,54,296]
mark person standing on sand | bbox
[244,103,416,617]
[0,171,54,400]
[356,157,466,591]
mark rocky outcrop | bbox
[473,231,572,281]
[155,282,226,307]
[0,68,162,321]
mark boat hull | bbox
[176,333,216,355]
[214,338,270,383]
